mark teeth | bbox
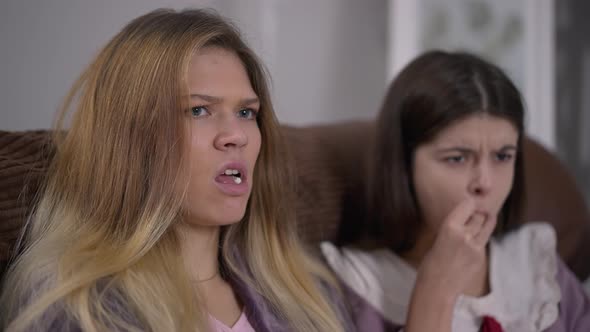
[224,169,240,175]
[223,168,242,181]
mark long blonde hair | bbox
[1,9,344,332]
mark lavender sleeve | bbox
[339,281,404,332]
[546,258,590,332]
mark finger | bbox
[443,198,476,228]
[474,216,497,247]
[464,213,485,236]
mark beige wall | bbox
[0,0,387,130]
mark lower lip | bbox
[475,211,489,218]
[214,176,249,196]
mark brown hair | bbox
[369,50,526,253]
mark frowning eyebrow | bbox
[436,145,518,154]
[498,145,518,152]
[190,93,259,105]
[437,147,473,154]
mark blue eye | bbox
[190,106,210,118]
[238,108,258,120]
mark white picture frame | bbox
[387,0,555,149]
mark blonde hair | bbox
[1,9,344,332]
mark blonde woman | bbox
[0,8,350,332]
[1,9,459,332]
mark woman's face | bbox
[412,114,518,233]
[182,46,261,226]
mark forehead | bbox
[431,114,519,147]
[187,46,255,95]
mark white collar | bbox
[321,222,561,332]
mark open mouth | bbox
[222,168,243,184]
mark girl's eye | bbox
[190,106,210,118]
[238,108,258,120]
[496,152,514,162]
[445,155,465,164]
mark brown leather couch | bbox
[2,121,590,281]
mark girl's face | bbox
[412,114,518,233]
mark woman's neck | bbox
[176,222,221,282]
[176,222,243,325]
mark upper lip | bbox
[216,161,248,182]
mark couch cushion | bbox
[0,130,54,274]
[284,122,590,280]
[2,123,590,280]
[282,122,373,244]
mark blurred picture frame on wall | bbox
[387,0,555,150]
